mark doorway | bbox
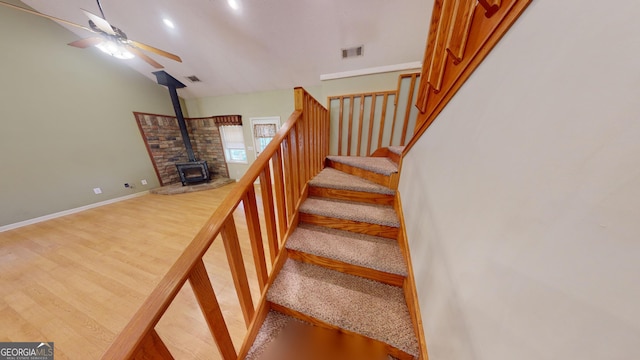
[251,117,280,157]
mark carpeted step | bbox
[245,310,390,360]
[299,197,399,227]
[245,310,300,360]
[309,168,395,195]
[326,156,398,176]
[286,224,407,277]
[299,197,399,238]
[325,156,399,189]
[267,259,419,358]
[387,146,405,156]
[308,168,395,205]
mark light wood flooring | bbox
[0,183,269,359]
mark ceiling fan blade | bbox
[0,0,95,33]
[130,40,182,63]
[68,37,104,48]
[127,46,164,69]
[81,8,116,35]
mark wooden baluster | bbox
[242,187,268,290]
[303,102,311,181]
[389,91,400,146]
[132,329,174,360]
[366,94,377,156]
[220,217,254,327]
[188,259,237,360]
[400,74,418,146]
[377,93,390,150]
[289,126,300,206]
[322,104,328,168]
[446,0,477,63]
[296,121,306,187]
[312,101,319,175]
[356,95,365,156]
[338,96,344,155]
[282,137,295,220]
[272,149,288,240]
[478,0,500,17]
[427,0,456,92]
[259,166,279,264]
[347,96,354,155]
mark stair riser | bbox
[299,213,399,239]
[308,186,395,206]
[287,249,405,287]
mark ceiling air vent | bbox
[341,45,364,59]
[186,75,201,83]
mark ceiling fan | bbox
[0,0,182,69]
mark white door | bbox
[251,117,280,156]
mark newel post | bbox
[294,87,304,111]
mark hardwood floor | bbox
[0,183,269,359]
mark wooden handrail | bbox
[101,87,328,359]
[409,0,531,154]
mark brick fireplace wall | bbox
[134,112,231,185]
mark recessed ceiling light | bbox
[227,0,239,10]
[163,18,175,29]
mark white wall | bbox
[399,1,640,359]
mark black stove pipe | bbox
[153,71,196,162]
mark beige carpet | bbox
[327,156,398,175]
[309,168,396,195]
[387,146,404,156]
[150,177,235,195]
[286,224,407,276]
[266,259,419,357]
[299,197,400,227]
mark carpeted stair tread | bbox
[245,310,299,360]
[267,259,419,357]
[327,156,398,176]
[287,224,407,276]
[300,197,400,227]
[308,168,395,195]
[387,146,405,156]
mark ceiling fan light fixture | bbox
[227,0,240,10]
[95,40,135,60]
[162,18,175,29]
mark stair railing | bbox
[328,72,420,156]
[101,87,329,360]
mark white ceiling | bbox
[19,0,430,99]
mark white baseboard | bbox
[0,191,150,233]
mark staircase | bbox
[243,146,421,360]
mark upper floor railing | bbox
[101,87,328,359]
[328,72,420,156]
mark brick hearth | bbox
[135,112,232,185]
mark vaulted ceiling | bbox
[18,0,431,98]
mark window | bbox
[219,125,247,163]
[251,117,280,156]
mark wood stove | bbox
[154,70,213,186]
[176,161,210,186]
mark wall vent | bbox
[341,45,364,59]
[186,75,201,82]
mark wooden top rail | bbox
[101,88,317,359]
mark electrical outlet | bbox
[93,187,102,194]
[141,179,148,185]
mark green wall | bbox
[0,0,175,227]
